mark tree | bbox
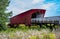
[0,0,12,30]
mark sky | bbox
[7,0,60,17]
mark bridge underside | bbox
[31,18,59,31]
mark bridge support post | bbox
[38,20,41,28]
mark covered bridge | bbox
[9,9,46,27]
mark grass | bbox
[0,24,58,39]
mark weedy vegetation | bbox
[0,24,59,39]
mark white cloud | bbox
[13,0,27,8]
[39,3,56,17]
[32,0,45,4]
[12,7,26,16]
[31,2,56,11]
[40,3,56,10]
[7,6,26,16]
[8,0,58,17]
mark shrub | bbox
[0,24,7,31]
[42,33,56,39]
[48,33,56,39]
[30,36,39,39]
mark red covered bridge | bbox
[9,9,46,27]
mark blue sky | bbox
[7,0,60,17]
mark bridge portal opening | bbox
[31,12,44,23]
[31,12,40,18]
[31,12,44,18]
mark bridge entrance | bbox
[31,12,43,18]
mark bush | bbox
[42,33,56,39]
[0,24,7,31]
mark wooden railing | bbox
[31,19,59,24]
